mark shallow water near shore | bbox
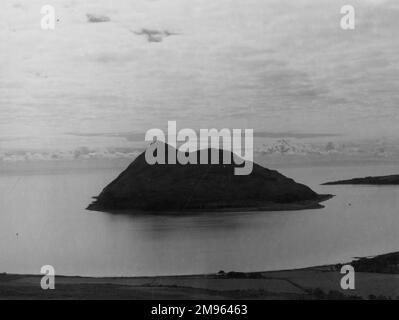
[0,161,398,277]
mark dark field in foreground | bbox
[1,252,398,300]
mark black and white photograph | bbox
[0,0,399,304]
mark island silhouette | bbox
[87,142,333,213]
[322,175,399,185]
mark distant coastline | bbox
[323,174,399,185]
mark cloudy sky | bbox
[0,0,398,153]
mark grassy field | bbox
[1,252,398,300]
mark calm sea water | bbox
[0,162,398,277]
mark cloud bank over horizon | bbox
[1,0,398,154]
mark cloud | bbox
[0,147,142,162]
[86,14,111,23]
[68,131,145,142]
[133,28,179,43]
[253,131,339,139]
[69,130,339,142]
[1,0,398,153]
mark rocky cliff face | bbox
[87,143,332,212]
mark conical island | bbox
[87,143,332,212]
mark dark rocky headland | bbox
[322,175,399,185]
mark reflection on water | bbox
[0,163,398,277]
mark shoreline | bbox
[88,195,335,214]
[1,251,398,300]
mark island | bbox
[322,174,399,185]
[87,142,332,213]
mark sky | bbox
[0,0,398,154]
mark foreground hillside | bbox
[1,252,398,300]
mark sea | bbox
[0,160,398,277]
